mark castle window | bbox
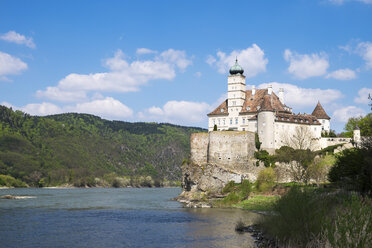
[235,118,238,124]
[243,128,245,131]
[213,119,216,125]
[230,119,232,125]
[223,119,226,125]
[218,119,221,125]
[242,118,245,124]
[233,101,236,106]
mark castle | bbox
[207,59,348,152]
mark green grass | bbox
[234,195,279,211]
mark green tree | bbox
[344,113,372,137]
[255,132,261,150]
[328,137,372,195]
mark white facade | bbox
[207,62,329,151]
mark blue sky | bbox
[0,0,371,132]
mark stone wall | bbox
[190,131,255,168]
[190,133,209,165]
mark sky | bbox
[0,0,371,132]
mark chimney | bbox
[252,85,256,96]
[268,85,272,95]
[279,88,284,104]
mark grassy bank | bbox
[259,187,372,247]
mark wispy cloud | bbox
[36,48,192,101]
[284,49,329,79]
[0,51,28,80]
[326,68,356,80]
[207,44,268,78]
[0,31,35,48]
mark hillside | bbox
[0,105,206,187]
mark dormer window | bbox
[220,108,225,113]
[246,106,250,111]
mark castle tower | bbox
[257,93,276,153]
[312,101,331,133]
[227,59,246,115]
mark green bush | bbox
[328,139,372,195]
[239,179,252,199]
[222,192,240,205]
[256,167,276,192]
[254,150,274,167]
[222,180,236,194]
[0,174,26,187]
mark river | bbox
[0,188,259,248]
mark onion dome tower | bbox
[229,58,244,75]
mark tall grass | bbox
[259,187,372,247]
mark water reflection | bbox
[184,208,260,248]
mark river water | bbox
[0,188,259,248]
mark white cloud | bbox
[207,44,268,77]
[332,106,366,122]
[159,49,192,70]
[37,49,192,101]
[0,51,28,79]
[0,31,35,48]
[284,49,329,79]
[21,102,62,116]
[354,88,372,104]
[326,68,356,80]
[65,97,133,119]
[357,42,372,69]
[139,100,211,125]
[136,48,157,55]
[5,97,133,120]
[36,87,87,102]
[258,82,343,108]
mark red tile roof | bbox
[312,102,330,120]
[208,89,289,116]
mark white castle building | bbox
[207,60,342,152]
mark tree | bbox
[344,113,372,138]
[282,126,315,150]
[328,137,372,195]
[255,132,262,150]
[213,124,217,131]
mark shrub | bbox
[328,142,372,195]
[254,150,274,167]
[239,179,252,199]
[0,174,26,187]
[255,132,261,150]
[235,219,245,233]
[222,180,236,194]
[222,192,240,205]
[256,167,276,192]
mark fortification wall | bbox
[190,133,209,165]
[190,131,256,171]
[208,131,255,170]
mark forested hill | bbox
[0,105,206,187]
